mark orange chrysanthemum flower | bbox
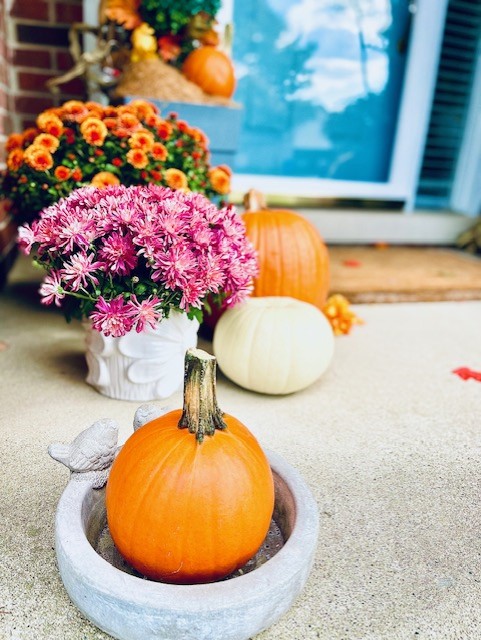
[151,142,168,162]
[54,165,71,181]
[116,105,135,115]
[103,105,118,118]
[164,168,188,190]
[177,120,188,133]
[62,100,89,122]
[128,129,155,151]
[189,127,208,146]
[33,133,60,153]
[22,128,39,145]
[80,117,108,146]
[85,101,104,118]
[3,98,230,225]
[118,112,139,130]
[113,128,130,139]
[24,145,54,172]
[6,133,23,152]
[7,148,24,171]
[36,112,64,137]
[71,167,83,181]
[157,120,173,140]
[128,99,157,120]
[127,148,149,169]
[103,117,118,130]
[90,171,120,188]
[216,164,232,177]
[208,167,231,195]
[144,113,161,129]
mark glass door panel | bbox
[232,0,412,183]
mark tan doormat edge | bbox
[329,246,481,303]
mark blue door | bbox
[232,0,412,183]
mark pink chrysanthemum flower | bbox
[90,296,134,337]
[43,202,98,254]
[39,271,65,307]
[179,280,205,311]
[61,252,104,291]
[99,232,138,275]
[151,244,197,288]
[17,224,37,254]
[18,184,259,337]
[199,253,225,293]
[128,295,162,332]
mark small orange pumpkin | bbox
[106,348,274,584]
[182,46,236,98]
[242,190,330,309]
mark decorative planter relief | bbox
[84,313,199,401]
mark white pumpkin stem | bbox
[178,348,226,443]
[243,189,267,212]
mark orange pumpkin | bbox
[243,190,330,309]
[106,348,274,584]
[182,46,236,98]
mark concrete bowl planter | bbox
[50,415,319,640]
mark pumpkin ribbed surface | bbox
[106,408,274,584]
[242,208,330,309]
[213,297,335,395]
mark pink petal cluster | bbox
[19,185,258,337]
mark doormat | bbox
[328,246,481,303]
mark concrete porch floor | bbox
[1,255,481,639]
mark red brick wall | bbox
[0,0,10,163]
[0,0,86,280]
[7,0,85,134]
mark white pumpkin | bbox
[213,297,335,395]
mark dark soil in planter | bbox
[95,517,285,582]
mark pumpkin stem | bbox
[178,348,226,443]
[243,189,267,212]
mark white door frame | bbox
[226,0,449,210]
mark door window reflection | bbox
[232,0,411,182]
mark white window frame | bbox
[224,0,449,210]
[450,37,481,217]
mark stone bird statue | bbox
[133,404,170,431]
[48,419,119,488]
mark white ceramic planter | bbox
[84,312,199,401]
[54,449,319,640]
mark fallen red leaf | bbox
[452,367,481,382]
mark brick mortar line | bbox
[48,0,56,23]
[14,68,66,76]
[10,44,70,51]
[8,18,66,27]
[13,89,80,98]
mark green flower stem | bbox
[66,291,97,302]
